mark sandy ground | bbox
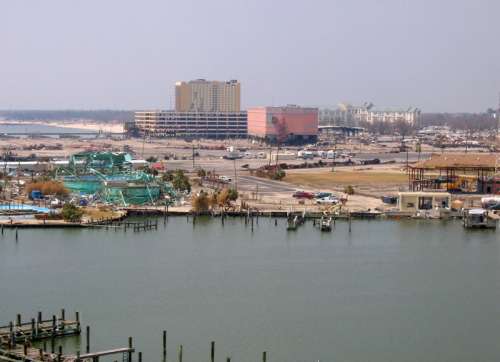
[283,166,408,197]
[0,120,124,133]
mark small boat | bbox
[286,210,305,231]
[463,208,497,229]
[320,216,332,232]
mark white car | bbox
[219,175,232,183]
[316,196,339,205]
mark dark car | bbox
[293,191,315,199]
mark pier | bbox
[0,311,271,362]
[0,310,134,362]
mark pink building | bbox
[247,106,319,144]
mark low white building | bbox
[331,103,421,127]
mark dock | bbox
[0,310,135,362]
[0,310,271,362]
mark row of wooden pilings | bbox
[1,310,270,362]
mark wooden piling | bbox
[349,215,352,232]
[15,228,18,241]
[178,345,183,362]
[86,326,90,353]
[128,336,133,362]
[263,351,267,362]
[210,341,215,362]
[16,314,21,327]
[138,352,142,362]
[60,308,65,330]
[274,219,277,226]
[162,330,167,358]
[31,318,36,337]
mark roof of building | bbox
[398,191,451,197]
[412,153,499,169]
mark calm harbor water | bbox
[1,217,500,362]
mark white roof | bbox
[469,208,487,215]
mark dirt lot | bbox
[283,166,409,197]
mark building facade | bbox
[134,111,247,139]
[247,106,318,144]
[175,79,241,112]
[325,103,421,127]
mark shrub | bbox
[172,170,191,192]
[162,170,174,182]
[227,188,238,201]
[344,185,355,195]
[61,203,84,222]
[271,169,286,180]
[192,191,209,213]
[197,168,207,177]
[26,180,68,198]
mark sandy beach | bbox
[0,120,124,133]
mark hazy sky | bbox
[1,0,499,112]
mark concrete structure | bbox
[247,106,319,144]
[334,103,421,127]
[134,111,247,138]
[175,79,241,112]
[398,192,451,213]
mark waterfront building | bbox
[247,105,319,144]
[134,111,247,138]
[175,79,241,112]
[332,102,421,127]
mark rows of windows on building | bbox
[319,103,421,127]
[133,80,420,140]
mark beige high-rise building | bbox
[175,79,241,112]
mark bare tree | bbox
[271,116,288,167]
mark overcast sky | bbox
[1,0,499,112]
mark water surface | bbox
[1,218,500,362]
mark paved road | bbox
[236,175,297,194]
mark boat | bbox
[286,210,305,231]
[319,216,332,232]
[463,208,497,229]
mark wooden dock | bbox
[0,310,80,347]
[0,310,272,362]
[0,310,135,362]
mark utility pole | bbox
[141,131,146,159]
[331,140,337,172]
[233,159,237,191]
[192,144,195,169]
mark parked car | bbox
[219,175,232,183]
[292,191,315,199]
[314,192,332,199]
[316,196,339,205]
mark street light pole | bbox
[233,159,237,191]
